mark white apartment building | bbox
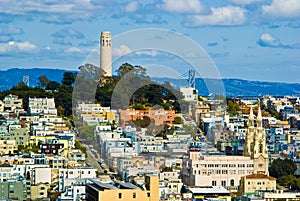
[2,94,23,112]
[28,97,57,116]
[180,87,198,102]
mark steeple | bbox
[257,99,262,128]
[252,99,269,175]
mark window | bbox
[133,192,136,198]
[119,193,122,198]
[212,180,216,186]
[221,181,226,186]
[259,144,263,153]
[230,179,234,186]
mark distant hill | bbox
[0,68,73,91]
[153,77,300,97]
[0,68,299,97]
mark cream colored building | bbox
[0,140,17,155]
[239,174,276,195]
[30,183,50,199]
[86,175,159,201]
[183,149,254,191]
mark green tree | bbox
[133,116,151,128]
[38,75,49,88]
[115,63,135,78]
[278,175,300,190]
[269,108,280,119]
[62,72,76,86]
[46,81,60,90]
[269,158,297,178]
[132,103,146,110]
[173,117,182,124]
[227,99,240,116]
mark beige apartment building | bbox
[239,174,276,195]
[0,140,17,155]
[86,175,159,201]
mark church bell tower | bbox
[244,99,268,175]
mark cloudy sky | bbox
[0,0,299,83]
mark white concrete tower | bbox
[100,31,112,77]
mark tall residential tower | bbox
[100,32,112,77]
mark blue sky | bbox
[0,0,299,83]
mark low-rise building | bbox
[239,174,276,196]
[187,186,231,201]
[86,175,159,201]
[0,140,17,155]
[119,109,178,125]
[30,183,50,200]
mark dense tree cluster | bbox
[269,158,299,190]
[0,63,184,117]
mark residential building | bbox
[2,94,23,112]
[0,140,17,155]
[239,174,276,195]
[86,175,159,201]
[0,179,28,201]
[28,97,57,116]
[180,87,198,102]
[119,109,178,125]
[30,183,50,199]
[187,186,231,201]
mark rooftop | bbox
[188,186,230,195]
[245,174,276,180]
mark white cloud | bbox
[257,33,281,47]
[65,47,81,53]
[229,0,264,5]
[0,0,104,23]
[112,45,131,57]
[184,6,246,26]
[0,41,38,53]
[0,24,23,35]
[158,0,204,14]
[262,0,300,19]
[135,49,158,57]
[51,28,85,39]
[124,1,138,12]
[256,33,298,49]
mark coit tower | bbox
[100,31,112,77]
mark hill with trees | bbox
[0,63,184,117]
